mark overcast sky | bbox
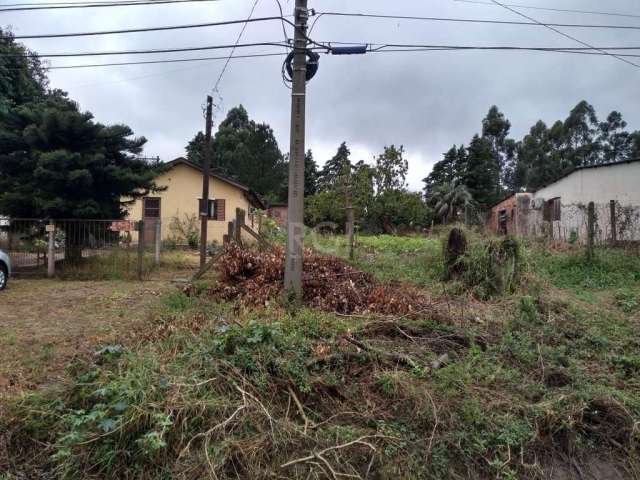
[4,0,640,191]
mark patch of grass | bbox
[312,234,443,286]
[532,247,640,291]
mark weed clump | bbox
[442,232,524,298]
[443,227,467,280]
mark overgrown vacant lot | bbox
[2,233,640,479]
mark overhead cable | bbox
[0,0,221,12]
[487,0,640,68]
[0,41,290,58]
[314,12,640,31]
[453,0,640,20]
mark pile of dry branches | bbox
[208,244,429,315]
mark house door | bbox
[142,197,161,245]
[498,210,508,235]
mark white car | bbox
[0,249,10,290]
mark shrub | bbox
[168,214,199,249]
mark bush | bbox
[456,235,523,298]
[168,214,199,249]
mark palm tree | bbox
[431,182,473,224]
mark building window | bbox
[199,199,226,221]
[543,197,561,222]
[143,197,160,218]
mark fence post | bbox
[587,201,595,261]
[137,220,145,280]
[47,221,55,278]
[235,208,245,244]
[155,219,161,265]
[610,200,617,246]
[227,221,234,244]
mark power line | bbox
[367,46,640,58]
[45,51,287,69]
[314,11,640,31]
[30,44,640,70]
[453,0,640,20]
[487,0,640,69]
[211,0,260,97]
[0,0,221,12]
[318,41,640,53]
[272,0,290,44]
[12,16,288,39]
[0,41,290,58]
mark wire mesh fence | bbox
[0,218,154,278]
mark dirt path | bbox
[0,279,172,397]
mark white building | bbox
[529,159,640,244]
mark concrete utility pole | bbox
[284,0,309,300]
[200,95,213,269]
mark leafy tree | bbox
[304,149,319,196]
[367,190,430,234]
[185,105,287,202]
[631,131,640,159]
[562,100,600,167]
[598,111,631,164]
[304,190,346,228]
[0,91,159,219]
[431,183,473,224]
[185,131,211,165]
[462,135,501,207]
[317,142,351,191]
[481,106,517,190]
[375,144,408,193]
[0,28,47,113]
[423,145,464,198]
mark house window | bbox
[199,199,226,221]
[143,197,160,218]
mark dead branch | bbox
[281,435,380,479]
[288,386,314,434]
[344,335,418,370]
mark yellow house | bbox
[126,157,265,245]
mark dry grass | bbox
[0,279,171,398]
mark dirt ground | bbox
[0,278,174,398]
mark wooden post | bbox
[47,221,55,278]
[227,221,234,243]
[610,200,617,246]
[587,201,595,261]
[137,220,145,280]
[155,219,161,265]
[346,208,355,260]
[235,208,245,244]
[199,95,214,269]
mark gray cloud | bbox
[5,0,640,192]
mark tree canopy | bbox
[423,102,640,211]
[305,143,430,233]
[0,30,159,219]
[185,105,287,203]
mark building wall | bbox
[534,162,640,205]
[126,163,252,244]
[530,162,640,243]
[267,206,288,227]
[488,193,532,236]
